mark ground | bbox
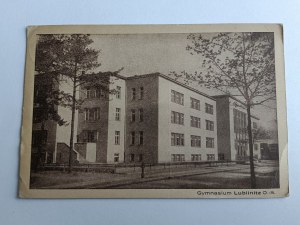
[30,160,279,189]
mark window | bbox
[206,137,214,148]
[84,108,100,121]
[191,135,201,147]
[254,143,258,151]
[130,131,135,145]
[139,131,144,145]
[171,133,184,146]
[171,154,185,162]
[116,86,121,99]
[115,131,120,145]
[131,109,136,122]
[207,154,215,161]
[86,88,102,99]
[190,97,200,110]
[171,111,184,125]
[139,87,144,99]
[83,130,98,143]
[131,88,136,100]
[130,154,135,162]
[86,88,93,98]
[253,122,258,129]
[218,153,225,160]
[190,116,201,128]
[205,103,214,114]
[171,90,184,105]
[114,153,119,162]
[206,120,214,131]
[191,154,201,161]
[139,108,144,122]
[115,108,121,121]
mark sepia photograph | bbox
[19,24,288,198]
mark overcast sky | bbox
[90,33,277,130]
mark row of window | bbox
[171,111,214,131]
[127,154,216,162]
[85,86,122,99]
[171,133,215,148]
[171,154,215,162]
[84,107,122,121]
[171,90,214,114]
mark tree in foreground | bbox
[35,34,109,172]
[171,32,275,188]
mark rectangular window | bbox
[139,87,144,99]
[205,103,214,114]
[139,131,144,145]
[206,137,214,148]
[207,154,215,161]
[190,97,200,110]
[190,116,201,128]
[191,135,201,147]
[171,111,184,125]
[191,154,201,161]
[95,88,101,98]
[131,131,135,145]
[114,153,119,162]
[254,143,258,151]
[115,131,120,145]
[86,88,93,99]
[218,153,225,160]
[171,154,176,162]
[139,108,144,122]
[84,108,100,121]
[115,108,120,121]
[131,88,136,100]
[253,122,258,129]
[171,90,184,105]
[171,133,184,146]
[206,120,214,131]
[131,109,136,122]
[116,86,121,99]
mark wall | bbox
[125,75,159,164]
[158,76,218,162]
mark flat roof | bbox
[126,72,216,101]
[213,94,260,120]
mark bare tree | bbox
[171,32,275,188]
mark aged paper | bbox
[19,24,288,198]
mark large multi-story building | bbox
[125,73,218,164]
[213,95,260,161]
[33,73,264,166]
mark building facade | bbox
[76,73,126,163]
[125,73,218,164]
[214,95,260,161]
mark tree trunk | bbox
[246,104,256,188]
[69,68,77,173]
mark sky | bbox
[90,33,277,130]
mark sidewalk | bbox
[32,164,252,189]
